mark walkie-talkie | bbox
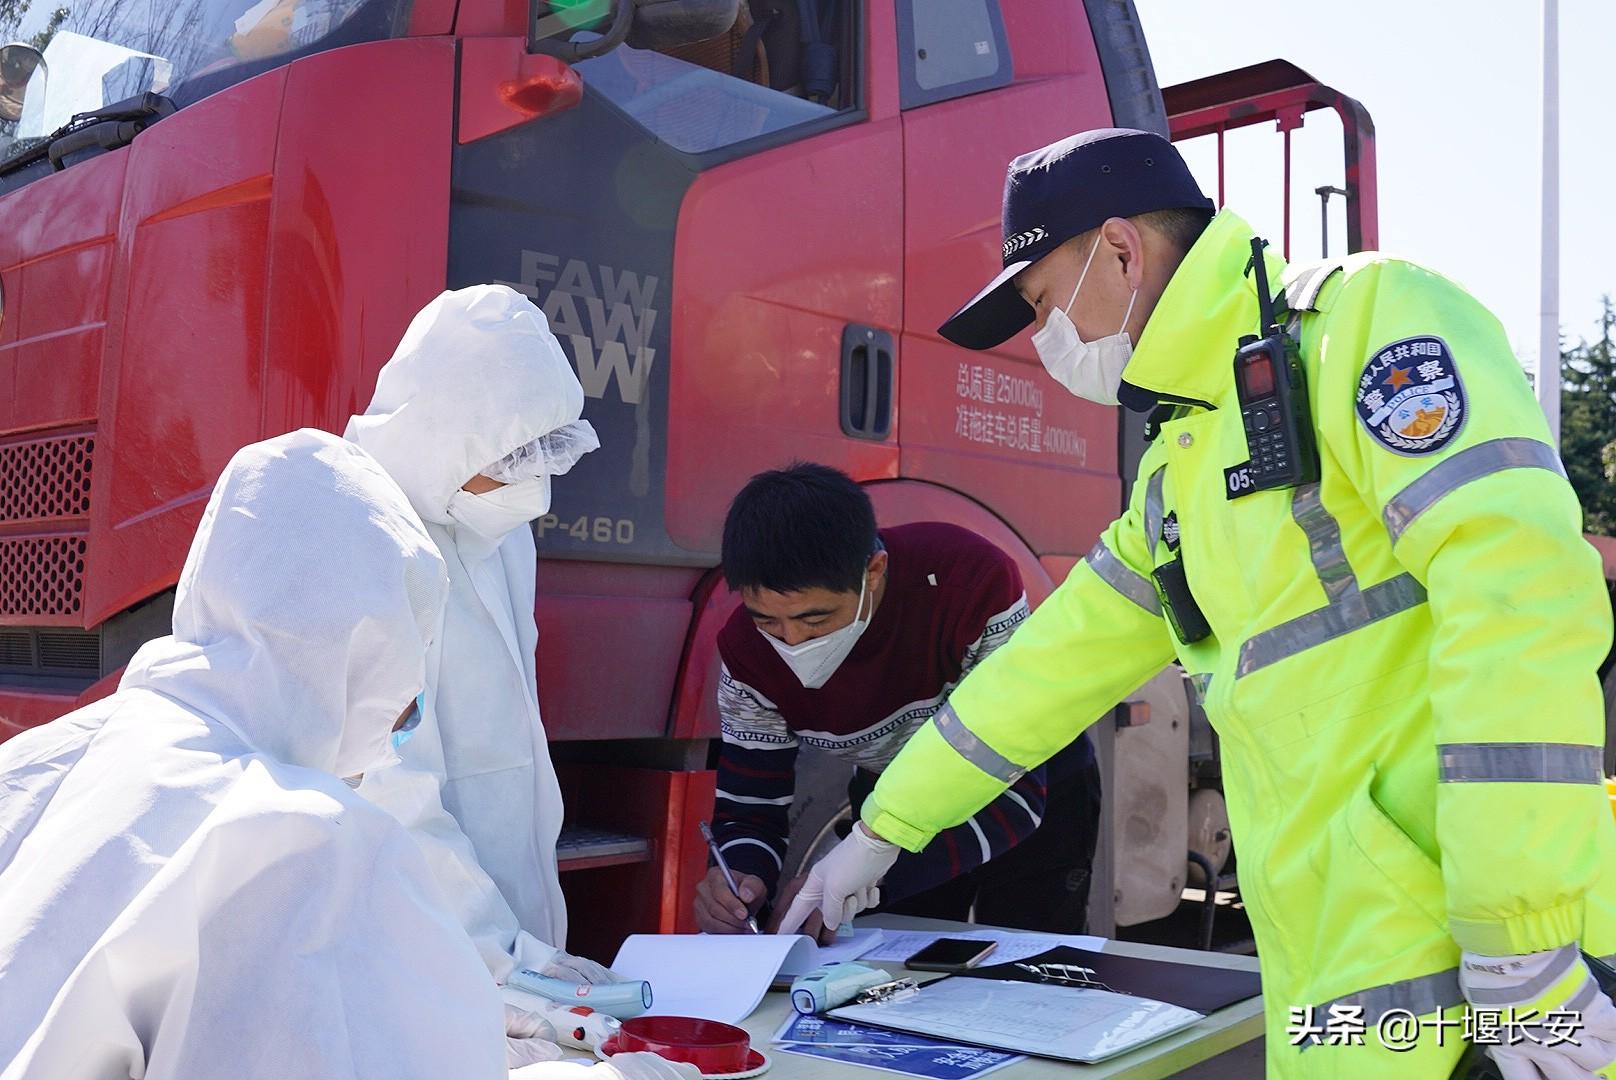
[1228,238,1319,497]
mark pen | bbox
[699,819,760,934]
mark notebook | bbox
[610,928,884,1023]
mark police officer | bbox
[778,128,1616,1079]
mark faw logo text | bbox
[500,250,660,406]
[1002,227,1048,261]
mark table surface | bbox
[736,914,1264,1080]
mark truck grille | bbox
[0,434,94,523]
[0,536,88,618]
[0,625,101,677]
[0,589,172,692]
[0,431,95,623]
[0,628,30,666]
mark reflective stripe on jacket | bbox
[864,209,1616,1077]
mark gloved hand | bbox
[765,873,837,944]
[541,949,623,985]
[775,822,899,935]
[599,1052,703,1080]
[1459,945,1616,1079]
[507,1054,701,1079]
[503,1002,565,1068]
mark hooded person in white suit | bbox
[0,429,507,1079]
[0,428,699,1080]
[344,285,617,1059]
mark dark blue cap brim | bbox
[938,259,1034,350]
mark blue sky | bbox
[1142,0,1615,365]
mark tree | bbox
[29,5,66,50]
[1560,296,1616,536]
[0,0,31,39]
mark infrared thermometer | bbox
[506,968,653,1019]
[790,962,891,1015]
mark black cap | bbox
[939,128,1214,350]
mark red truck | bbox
[1,0,1610,956]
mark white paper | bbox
[610,929,884,1024]
[780,927,884,975]
[831,978,1202,1064]
[860,928,1105,966]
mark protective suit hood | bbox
[122,430,449,778]
[0,430,510,1080]
[343,284,585,524]
[344,285,590,979]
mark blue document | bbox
[772,1013,1023,1079]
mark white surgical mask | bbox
[391,692,425,752]
[1030,238,1138,406]
[762,573,874,689]
[445,477,551,555]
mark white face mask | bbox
[761,572,874,689]
[445,477,551,552]
[1030,237,1139,406]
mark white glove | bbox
[508,1056,701,1079]
[504,1002,565,1068]
[513,936,623,986]
[542,949,623,985]
[1459,945,1616,1079]
[776,823,899,935]
[599,1052,703,1080]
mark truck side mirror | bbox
[530,0,634,61]
[529,0,743,61]
[0,43,47,124]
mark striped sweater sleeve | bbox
[712,662,798,896]
[881,588,1047,903]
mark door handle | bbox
[840,324,894,440]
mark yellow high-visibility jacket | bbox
[865,209,1616,1076]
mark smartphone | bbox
[905,938,999,972]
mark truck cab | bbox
[10,0,1604,958]
[0,0,1173,952]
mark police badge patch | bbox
[1355,336,1467,456]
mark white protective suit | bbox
[0,429,509,1080]
[345,285,594,983]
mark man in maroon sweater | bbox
[693,463,1100,939]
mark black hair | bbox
[722,463,877,594]
[1136,206,1216,256]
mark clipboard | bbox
[828,974,1204,1064]
[961,945,1262,1014]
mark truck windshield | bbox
[0,0,408,168]
[577,42,836,156]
